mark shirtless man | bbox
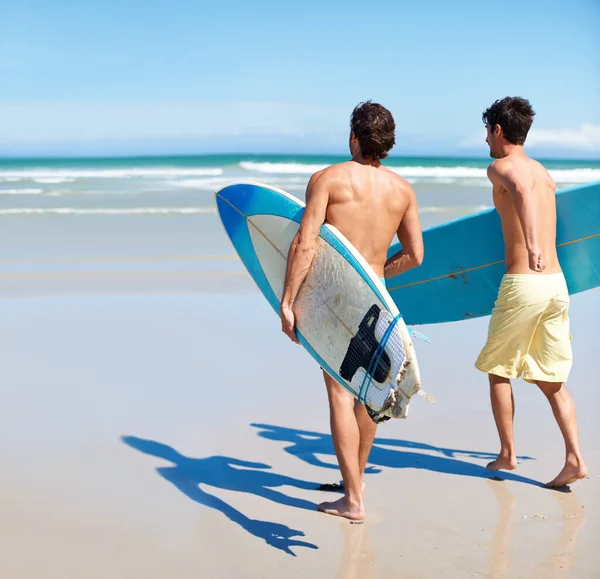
[279,101,424,520]
[475,96,588,488]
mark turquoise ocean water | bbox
[1,154,599,270]
[1,154,599,217]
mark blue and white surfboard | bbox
[215,182,425,421]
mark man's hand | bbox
[528,248,546,272]
[280,304,300,344]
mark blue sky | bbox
[2,0,599,157]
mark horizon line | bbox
[1,151,599,163]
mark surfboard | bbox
[386,180,600,325]
[215,181,426,422]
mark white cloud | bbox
[460,124,600,152]
[526,124,600,150]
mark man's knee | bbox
[537,380,563,398]
[323,371,354,404]
[489,373,511,386]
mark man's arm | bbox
[280,171,329,343]
[384,191,424,278]
[487,160,545,272]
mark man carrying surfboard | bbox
[475,96,588,489]
[279,101,424,521]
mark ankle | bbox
[565,451,583,465]
[499,447,516,460]
[344,492,363,508]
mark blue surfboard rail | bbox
[216,182,392,311]
[215,182,409,404]
[386,180,600,325]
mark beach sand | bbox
[0,223,598,578]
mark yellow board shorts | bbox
[475,273,572,383]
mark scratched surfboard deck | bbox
[215,181,424,421]
[386,180,600,325]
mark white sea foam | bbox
[239,162,327,174]
[390,166,487,179]
[238,161,600,184]
[548,168,600,183]
[0,168,224,180]
[0,188,44,195]
[174,178,233,190]
[419,205,491,214]
[0,207,217,216]
[33,178,76,184]
[239,162,489,178]
[173,175,309,190]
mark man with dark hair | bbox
[279,101,424,520]
[476,96,587,488]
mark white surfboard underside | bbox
[247,212,422,419]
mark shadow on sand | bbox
[121,435,320,556]
[251,423,542,487]
[121,424,545,556]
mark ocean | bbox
[2,154,599,217]
[1,154,599,277]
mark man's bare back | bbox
[309,160,419,278]
[489,154,561,275]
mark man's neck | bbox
[497,144,527,159]
[351,153,382,168]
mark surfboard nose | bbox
[215,182,259,216]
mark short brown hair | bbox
[350,101,396,161]
[482,97,535,145]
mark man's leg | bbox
[536,381,588,487]
[318,371,365,521]
[487,373,518,471]
[354,401,377,490]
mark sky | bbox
[2,0,599,158]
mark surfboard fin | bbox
[408,327,432,343]
[417,389,436,404]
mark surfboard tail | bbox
[368,358,436,422]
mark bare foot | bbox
[546,457,588,488]
[317,496,365,522]
[486,454,518,472]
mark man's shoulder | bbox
[309,162,413,195]
[308,162,349,183]
[384,166,413,189]
[373,167,413,202]
[487,156,524,184]
[308,161,371,192]
[488,156,511,173]
[489,154,532,173]
[488,155,553,194]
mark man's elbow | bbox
[412,246,424,267]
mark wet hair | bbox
[482,97,536,145]
[350,101,396,160]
